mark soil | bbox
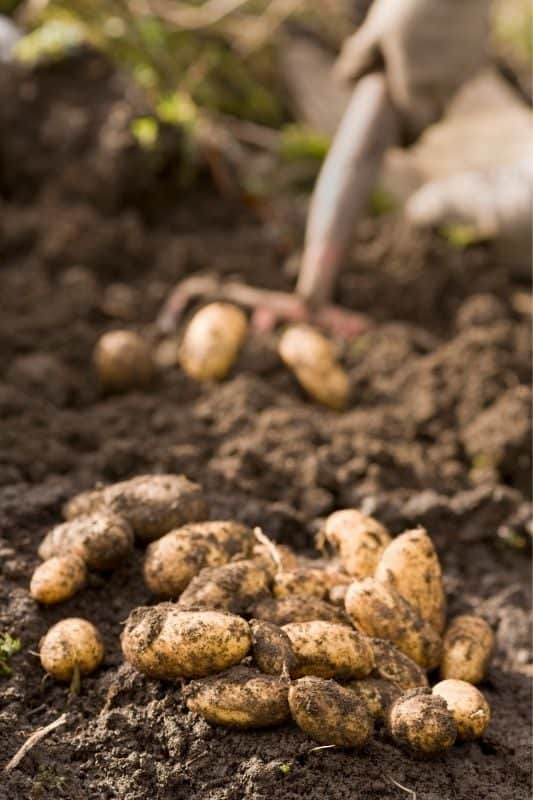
[0,51,531,800]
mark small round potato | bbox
[250,619,298,676]
[121,606,251,679]
[375,528,446,633]
[346,678,400,721]
[388,688,457,757]
[62,488,105,520]
[30,555,86,605]
[40,618,104,681]
[38,511,134,571]
[178,559,271,614]
[278,325,350,410]
[345,579,442,670]
[440,615,494,684]
[322,509,391,578]
[289,676,373,747]
[93,330,154,393]
[179,302,248,381]
[282,621,374,679]
[185,665,290,728]
[370,638,429,690]
[273,568,331,600]
[433,679,491,741]
[251,595,349,626]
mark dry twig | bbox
[4,713,68,772]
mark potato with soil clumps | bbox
[63,488,105,520]
[250,619,297,676]
[121,606,250,679]
[345,579,442,670]
[375,527,446,633]
[289,676,373,747]
[322,509,391,578]
[179,302,247,381]
[346,677,400,721]
[278,324,349,410]
[93,330,154,393]
[440,614,494,684]
[38,511,134,571]
[185,665,290,728]
[251,595,349,626]
[30,555,86,604]
[178,559,271,614]
[273,567,331,600]
[144,521,256,598]
[282,621,374,679]
[370,638,428,690]
[388,688,457,757]
[40,618,104,681]
[433,679,490,741]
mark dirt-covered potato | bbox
[251,595,349,626]
[322,509,391,578]
[40,618,104,681]
[179,302,247,381]
[250,619,297,676]
[345,579,442,670]
[185,665,290,728]
[346,677,400,721]
[278,324,349,410]
[121,606,251,679]
[440,614,494,684]
[62,488,105,520]
[252,543,300,573]
[178,559,271,614]
[375,528,446,633]
[38,511,134,571]
[273,568,330,600]
[433,679,490,741]
[93,330,154,392]
[289,676,373,747]
[30,555,86,604]
[144,521,255,598]
[283,621,374,679]
[370,638,429,690]
[388,688,457,757]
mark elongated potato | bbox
[433,679,491,741]
[250,619,298,676]
[93,330,154,393]
[179,302,247,381]
[278,325,349,410]
[121,606,251,679]
[38,511,133,571]
[63,488,105,520]
[289,676,373,747]
[375,528,446,633]
[185,665,290,728]
[370,638,428,690]
[388,688,457,757]
[440,615,494,684]
[322,509,391,578]
[251,595,349,626]
[346,677,400,721]
[40,618,104,681]
[30,555,86,605]
[345,579,442,670]
[283,621,374,679]
[178,559,271,614]
[273,568,330,600]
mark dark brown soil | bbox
[1,51,531,800]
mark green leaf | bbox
[130,116,159,149]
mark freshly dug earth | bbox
[0,52,531,800]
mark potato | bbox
[253,543,300,573]
[38,511,133,571]
[121,606,251,679]
[62,488,104,520]
[251,595,349,626]
[328,583,349,606]
[273,568,331,600]
[345,579,442,670]
[278,325,349,410]
[282,621,374,679]
[346,677,400,721]
[440,614,494,684]
[179,302,247,381]
[93,330,154,392]
[433,679,490,741]
[30,555,86,604]
[250,619,298,676]
[40,618,104,681]
[322,509,391,578]
[178,559,271,614]
[370,638,429,690]
[289,676,373,747]
[144,521,255,598]
[388,688,457,757]
[185,665,290,728]
[375,528,446,633]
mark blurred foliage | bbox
[279,124,329,162]
[440,224,486,250]
[492,0,533,61]
[369,186,397,217]
[0,632,21,676]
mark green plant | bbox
[0,632,21,676]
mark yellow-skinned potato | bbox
[388,688,457,757]
[62,488,104,520]
[250,619,297,676]
[433,679,490,741]
[252,543,300,574]
[121,606,251,679]
[289,676,373,747]
[370,638,429,690]
[278,325,349,410]
[282,621,374,679]
[345,579,442,670]
[40,618,104,681]
[179,302,247,381]
[375,528,446,633]
[38,511,133,571]
[185,665,290,728]
[440,615,494,684]
[30,555,86,604]
[178,559,271,614]
[322,509,391,578]
[251,595,350,626]
[273,568,330,600]
[93,330,154,393]
[346,678,400,721]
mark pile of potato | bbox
[31,477,494,758]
